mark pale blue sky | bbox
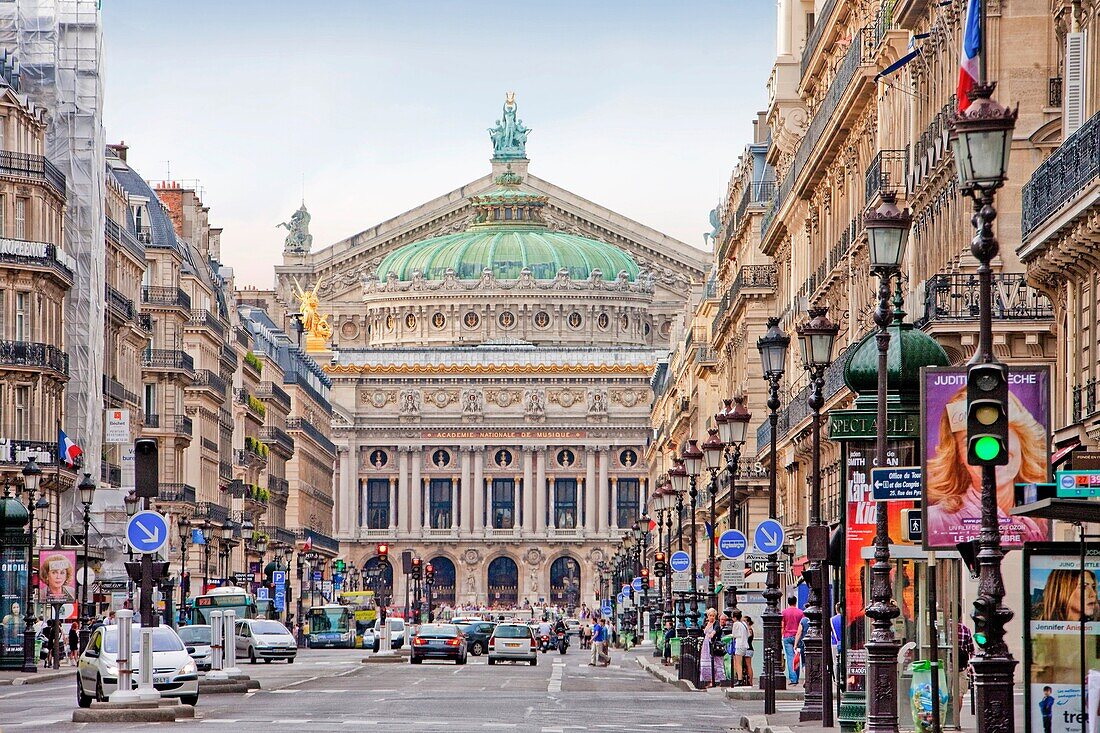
[102,1,775,287]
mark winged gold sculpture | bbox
[292,277,332,352]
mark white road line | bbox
[548,661,565,692]
[201,720,239,724]
[341,721,378,725]
[270,688,301,693]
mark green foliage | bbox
[247,395,267,417]
[244,350,263,373]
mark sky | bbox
[102,1,776,288]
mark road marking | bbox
[201,720,239,724]
[341,721,377,726]
[270,689,301,693]
[548,661,565,692]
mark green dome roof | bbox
[376,168,640,282]
[844,310,950,398]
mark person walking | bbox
[589,618,605,666]
[781,596,804,685]
[699,608,727,688]
[743,617,755,685]
[730,610,748,686]
[68,621,80,664]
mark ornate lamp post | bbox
[124,492,139,612]
[701,428,725,611]
[174,512,188,624]
[76,473,96,652]
[201,521,212,593]
[716,397,751,620]
[668,460,688,637]
[862,191,912,733]
[796,307,839,726]
[949,83,1018,733]
[20,458,42,672]
[220,522,234,585]
[757,317,790,712]
[680,440,703,635]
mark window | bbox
[144,383,156,420]
[14,292,27,341]
[491,478,515,529]
[554,478,577,529]
[14,198,25,240]
[617,478,640,528]
[0,194,5,236]
[429,478,452,529]
[365,478,389,529]
[14,387,29,436]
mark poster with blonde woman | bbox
[921,366,1050,550]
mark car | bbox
[77,625,199,708]
[458,620,496,656]
[450,616,483,626]
[487,623,537,666]
[177,625,213,670]
[235,619,297,664]
[564,618,581,637]
[363,617,407,652]
[410,623,467,664]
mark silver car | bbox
[487,623,537,665]
[177,625,213,670]
[77,625,199,707]
[236,619,297,663]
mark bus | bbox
[337,590,377,647]
[190,586,257,625]
[306,604,355,648]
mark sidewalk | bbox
[0,666,73,686]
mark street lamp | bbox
[175,512,189,626]
[201,521,212,593]
[668,459,688,637]
[757,316,790,712]
[20,458,42,672]
[680,439,703,638]
[701,428,725,611]
[220,522,234,585]
[950,82,1019,733]
[717,396,751,621]
[796,306,839,726]
[77,473,96,652]
[862,191,912,733]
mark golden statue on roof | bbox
[292,277,332,353]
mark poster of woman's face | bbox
[922,366,1050,549]
[38,550,77,605]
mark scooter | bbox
[539,634,552,653]
[557,631,568,655]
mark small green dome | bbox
[844,312,950,398]
[376,168,640,282]
[0,495,29,530]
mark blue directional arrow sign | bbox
[668,551,691,574]
[126,510,169,554]
[753,519,785,556]
[718,529,748,560]
[600,601,612,617]
[631,576,644,593]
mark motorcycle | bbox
[556,631,568,655]
[539,634,552,653]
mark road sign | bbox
[272,570,286,586]
[753,519,785,555]
[620,585,630,598]
[256,587,269,600]
[631,577,643,593]
[903,509,922,542]
[749,557,789,575]
[871,466,923,501]
[720,559,745,585]
[1057,470,1100,498]
[274,589,286,612]
[600,601,612,616]
[669,551,691,573]
[671,576,691,593]
[233,572,252,584]
[126,510,169,554]
[312,570,322,582]
[718,529,748,560]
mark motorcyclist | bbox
[536,618,553,638]
[553,617,569,652]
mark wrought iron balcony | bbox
[100,461,122,486]
[286,417,337,456]
[105,217,145,262]
[141,285,191,310]
[800,0,839,78]
[865,149,908,206]
[138,313,153,333]
[268,475,290,497]
[191,369,228,396]
[158,483,197,504]
[1049,76,1063,108]
[176,416,193,436]
[0,150,66,196]
[1073,380,1099,424]
[916,273,1053,326]
[1022,108,1100,240]
[103,375,139,406]
[712,265,778,334]
[188,309,227,338]
[136,226,153,245]
[193,501,230,524]
[732,179,775,232]
[0,237,74,281]
[262,524,298,548]
[0,439,60,466]
[256,381,292,411]
[258,425,296,456]
[0,340,69,375]
[142,348,194,372]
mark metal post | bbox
[224,610,240,675]
[707,469,718,611]
[79,501,92,651]
[207,609,227,680]
[135,626,159,701]
[675,487,686,637]
[688,473,700,635]
[724,441,743,621]
[111,609,139,702]
[800,363,830,724]
[865,268,901,733]
[20,491,37,673]
[762,369,786,712]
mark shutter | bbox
[1065,32,1086,137]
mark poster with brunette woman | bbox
[1024,544,1100,733]
[921,366,1051,550]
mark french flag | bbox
[58,428,82,466]
[957,0,981,110]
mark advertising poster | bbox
[38,549,78,620]
[921,366,1051,549]
[844,440,916,690]
[0,547,29,665]
[1024,544,1100,733]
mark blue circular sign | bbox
[668,551,691,573]
[601,601,612,616]
[631,577,643,592]
[753,519,786,555]
[126,510,169,554]
[718,529,748,560]
[1060,474,1076,490]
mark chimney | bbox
[107,140,128,162]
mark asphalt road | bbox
[0,647,738,732]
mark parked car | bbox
[362,617,407,652]
[458,620,496,656]
[410,623,467,664]
[564,618,581,637]
[487,623,537,666]
[235,619,297,664]
[177,625,213,670]
[77,625,199,707]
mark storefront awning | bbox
[1051,439,1082,467]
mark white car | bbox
[363,617,406,651]
[77,625,199,707]
[177,625,213,670]
[235,619,297,663]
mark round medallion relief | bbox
[369,391,387,408]
[619,449,638,467]
[498,311,515,329]
[534,311,550,329]
[557,449,575,467]
[464,311,481,328]
[494,449,513,467]
[431,449,451,467]
[432,312,446,329]
[567,312,583,329]
[660,321,672,338]
[340,320,359,341]
[404,313,416,329]
[370,449,389,468]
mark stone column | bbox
[389,477,398,531]
[585,449,597,535]
[523,448,534,533]
[411,449,422,534]
[597,449,609,533]
[337,444,352,535]
[460,451,472,533]
[451,471,460,531]
[535,449,547,534]
[610,477,619,531]
[472,450,484,534]
[397,453,409,535]
[398,449,409,533]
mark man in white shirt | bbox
[730,609,749,686]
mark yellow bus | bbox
[337,590,377,648]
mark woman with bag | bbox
[699,607,726,688]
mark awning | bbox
[1052,439,1082,467]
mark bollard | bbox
[206,610,228,680]
[135,626,160,702]
[378,616,393,655]
[109,610,139,703]
[223,610,241,676]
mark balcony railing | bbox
[1022,108,1100,240]
[1073,380,1099,424]
[138,313,153,333]
[0,237,74,281]
[192,369,228,396]
[800,0,839,78]
[256,381,292,411]
[188,309,226,338]
[262,525,298,548]
[286,417,337,456]
[268,475,290,496]
[219,460,233,481]
[193,501,229,524]
[712,264,779,335]
[259,425,296,455]
[141,286,191,310]
[0,340,69,375]
[294,527,340,554]
[1050,76,1063,108]
[865,148,908,206]
[105,284,138,322]
[917,273,1054,326]
[158,483,197,504]
[103,375,139,406]
[100,461,121,486]
[176,415,193,436]
[136,226,153,245]
[105,217,145,262]
[142,348,194,372]
[0,150,66,196]
[0,439,59,466]
[733,179,775,232]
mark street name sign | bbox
[718,529,748,560]
[668,551,691,573]
[871,466,923,501]
[749,557,789,575]
[753,519,785,555]
[126,510,169,554]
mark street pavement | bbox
[0,646,740,732]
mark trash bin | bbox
[909,660,950,732]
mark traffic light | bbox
[640,567,650,587]
[376,543,389,561]
[425,562,435,585]
[966,362,1010,467]
[411,556,422,580]
[653,551,667,578]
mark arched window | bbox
[549,556,581,608]
[362,556,393,599]
[487,556,519,607]
[428,556,456,606]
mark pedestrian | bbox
[743,617,755,685]
[662,618,675,666]
[794,614,809,684]
[955,620,975,723]
[68,621,80,664]
[699,608,726,688]
[730,610,748,685]
[781,595,804,685]
[829,602,843,684]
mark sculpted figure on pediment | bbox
[516,267,535,289]
[398,389,421,420]
[410,270,427,291]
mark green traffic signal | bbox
[973,631,987,646]
[973,436,1004,462]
